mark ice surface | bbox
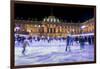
[15,39,94,66]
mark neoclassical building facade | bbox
[14,16,95,38]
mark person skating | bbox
[22,38,29,55]
[66,34,71,52]
[79,36,85,50]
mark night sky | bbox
[14,2,95,23]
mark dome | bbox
[43,16,60,23]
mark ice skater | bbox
[22,38,29,55]
[65,35,71,52]
[79,36,85,50]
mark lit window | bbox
[34,25,37,27]
[57,19,60,23]
[51,18,53,22]
[47,18,49,22]
[43,18,46,22]
[54,18,56,23]
[38,25,41,27]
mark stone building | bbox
[14,16,95,38]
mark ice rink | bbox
[15,39,94,66]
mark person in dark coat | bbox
[22,39,29,55]
[79,36,85,49]
[75,36,79,44]
[91,35,94,45]
[28,36,32,43]
[65,35,71,52]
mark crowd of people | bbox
[15,34,94,55]
[15,34,94,45]
[66,35,94,51]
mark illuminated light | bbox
[50,18,53,22]
[54,18,56,22]
[15,26,20,30]
[57,19,60,23]
[38,25,41,27]
[81,25,86,29]
[14,26,20,31]
[43,18,46,22]
[27,29,31,33]
[47,18,49,22]
[34,25,37,27]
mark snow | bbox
[15,39,94,66]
